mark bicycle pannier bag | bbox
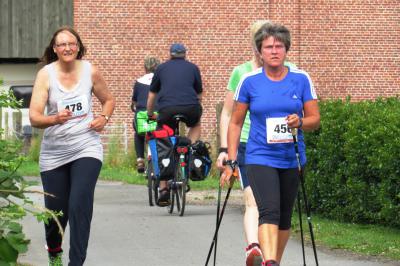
[188,140,212,181]
[148,125,176,180]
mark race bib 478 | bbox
[57,95,89,118]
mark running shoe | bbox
[246,243,263,266]
[48,252,63,266]
[137,158,145,174]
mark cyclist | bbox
[146,43,203,206]
[131,56,160,173]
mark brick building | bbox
[3,1,398,146]
[72,0,399,145]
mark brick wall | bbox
[73,0,399,145]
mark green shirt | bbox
[227,61,297,143]
[227,61,253,142]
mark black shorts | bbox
[157,104,202,130]
[247,164,300,230]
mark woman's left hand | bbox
[89,115,108,132]
[286,114,302,129]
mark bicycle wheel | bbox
[176,165,187,217]
[153,178,159,205]
[147,160,154,206]
[168,180,175,214]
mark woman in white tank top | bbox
[29,26,115,266]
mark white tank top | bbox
[39,60,103,172]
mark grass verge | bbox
[18,160,400,262]
[291,212,400,261]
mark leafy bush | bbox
[0,91,56,264]
[304,97,400,228]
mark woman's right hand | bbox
[147,112,158,121]
[54,109,73,124]
[216,152,228,171]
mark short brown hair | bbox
[254,22,291,53]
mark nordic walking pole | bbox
[292,128,319,266]
[297,192,306,266]
[213,183,222,266]
[293,128,306,266]
[205,168,237,266]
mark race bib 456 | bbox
[266,117,293,144]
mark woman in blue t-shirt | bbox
[221,22,320,266]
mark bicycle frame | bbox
[177,146,188,182]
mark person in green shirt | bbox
[217,20,267,266]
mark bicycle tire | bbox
[168,190,175,214]
[153,178,159,205]
[174,164,181,212]
[147,160,154,206]
[176,163,187,217]
[175,188,181,212]
[178,178,187,216]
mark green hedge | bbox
[304,97,400,228]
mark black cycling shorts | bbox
[157,104,202,130]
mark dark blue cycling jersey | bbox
[149,58,202,110]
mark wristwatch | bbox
[297,117,303,128]
[225,160,238,171]
[100,114,109,122]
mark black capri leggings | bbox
[247,164,300,230]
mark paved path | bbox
[18,179,399,266]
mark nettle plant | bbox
[0,90,59,264]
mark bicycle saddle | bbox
[173,114,188,121]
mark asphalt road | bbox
[18,179,399,266]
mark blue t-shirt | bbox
[150,58,202,110]
[235,66,317,168]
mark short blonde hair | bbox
[144,57,160,73]
[250,20,272,45]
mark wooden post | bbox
[12,111,22,139]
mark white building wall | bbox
[0,64,39,138]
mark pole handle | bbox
[291,127,298,137]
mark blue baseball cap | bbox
[170,43,186,54]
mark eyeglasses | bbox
[55,42,78,50]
